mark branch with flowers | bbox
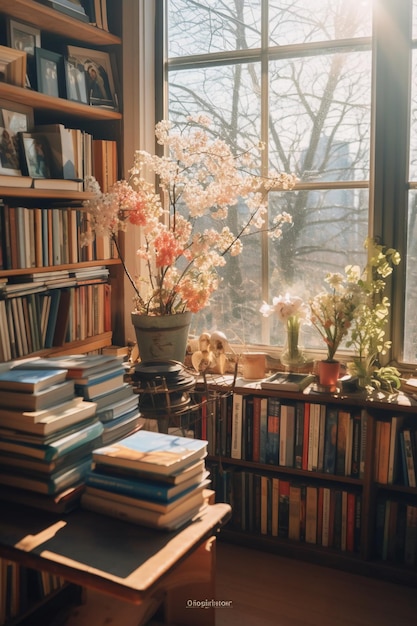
[83,116,296,316]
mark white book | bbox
[231,393,243,459]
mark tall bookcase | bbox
[0,0,124,364]
[197,380,417,587]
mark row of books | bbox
[0,559,66,626]
[211,466,361,552]
[210,393,367,479]
[0,203,117,272]
[375,498,417,566]
[0,270,111,361]
[374,417,417,487]
[81,428,210,531]
[37,0,110,31]
[0,355,142,512]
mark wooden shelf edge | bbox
[0,83,122,121]
[0,0,121,45]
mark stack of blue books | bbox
[0,364,101,512]
[82,429,210,530]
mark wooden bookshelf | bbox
[194,379,417,587]
[0,0,124,361]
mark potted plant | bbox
[309,272,359,387]
[83,115,296,362]
[345,238,401,393]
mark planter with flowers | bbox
[345,238,401,393]
[309,272,359,388]
[83,116,296,362]
[260,293,311,369]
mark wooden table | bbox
[0,502,231,626]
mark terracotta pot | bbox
[318,359,340,389]
[131,311,192,363]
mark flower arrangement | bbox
[309,273,359,362]
[83,116,296,317]
[345,238,401,391]
[260,294,310,366]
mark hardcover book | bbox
[0,398,97,435]
[86,466,210,503]
[0,380,75,411]
[261,372,315,392]
[81,491,208,530]
[92,430,208,478]
[0,457,92,495]
[0,367,67,393]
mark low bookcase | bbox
[194,378,417,587]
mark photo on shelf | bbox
[7,19,41,56]
[0,127,21,176]
[64,59,88,104]
[7,18,41,88]
[67,45,117,109]
[18,132,52,178]
[34,48,65,98]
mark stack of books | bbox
[81,429,211,530]
[0,364,100,512]
[21,354,142,445]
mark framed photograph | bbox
[0,127,21,175]
[7,19,41,56]
[64,59,88,104]
[19,132,52,178]
[67,45,117,109]
[34,48,65,98]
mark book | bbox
[0,398,97,435]
[0,482,84,513]
[0,419,103,461]
[81,490,208,530]
[22,354,123,378]
[0,435,101,474]
[0,458,92,495]
[305,485,318,544]
[323,405,338,474]
[261,372,315,391]
[94,457,207,487]
[83,476,210,515]
[92,430,208,478]
[85,466,210,503]
[96,393,138,423]
[231,393,243,459]
[0,380,75,411]
[336,409,350,476]
[74,367,126,400]
[279,403,295,468]
[265,396,280,465]
[0,367,67,393]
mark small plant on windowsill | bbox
[345,238,401,393]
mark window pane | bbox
[167,0,262,57]
[409,49,417,179]
[269,51,371,181]
[269,0,372,46]
[168,63,261,139]
[404,192,417,362]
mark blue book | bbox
[0,419,103,462]
[74,367,125,400]
[86,466,209,503]
[265,397,280,465]
[92,429,208,477]
[0,457,92,495]
[323,406,338,474]
[0,367,68,393]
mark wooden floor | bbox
[215,541,417,626]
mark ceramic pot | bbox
[318,359,340,388]
[131,311,192,363]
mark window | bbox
[158,0,414,364]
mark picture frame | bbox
[66,45,118,109]
[0,127,22,176]
[7,19,41,57]
[64,58,88,104]
[34,48,65,98]
[19,132,52,179]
